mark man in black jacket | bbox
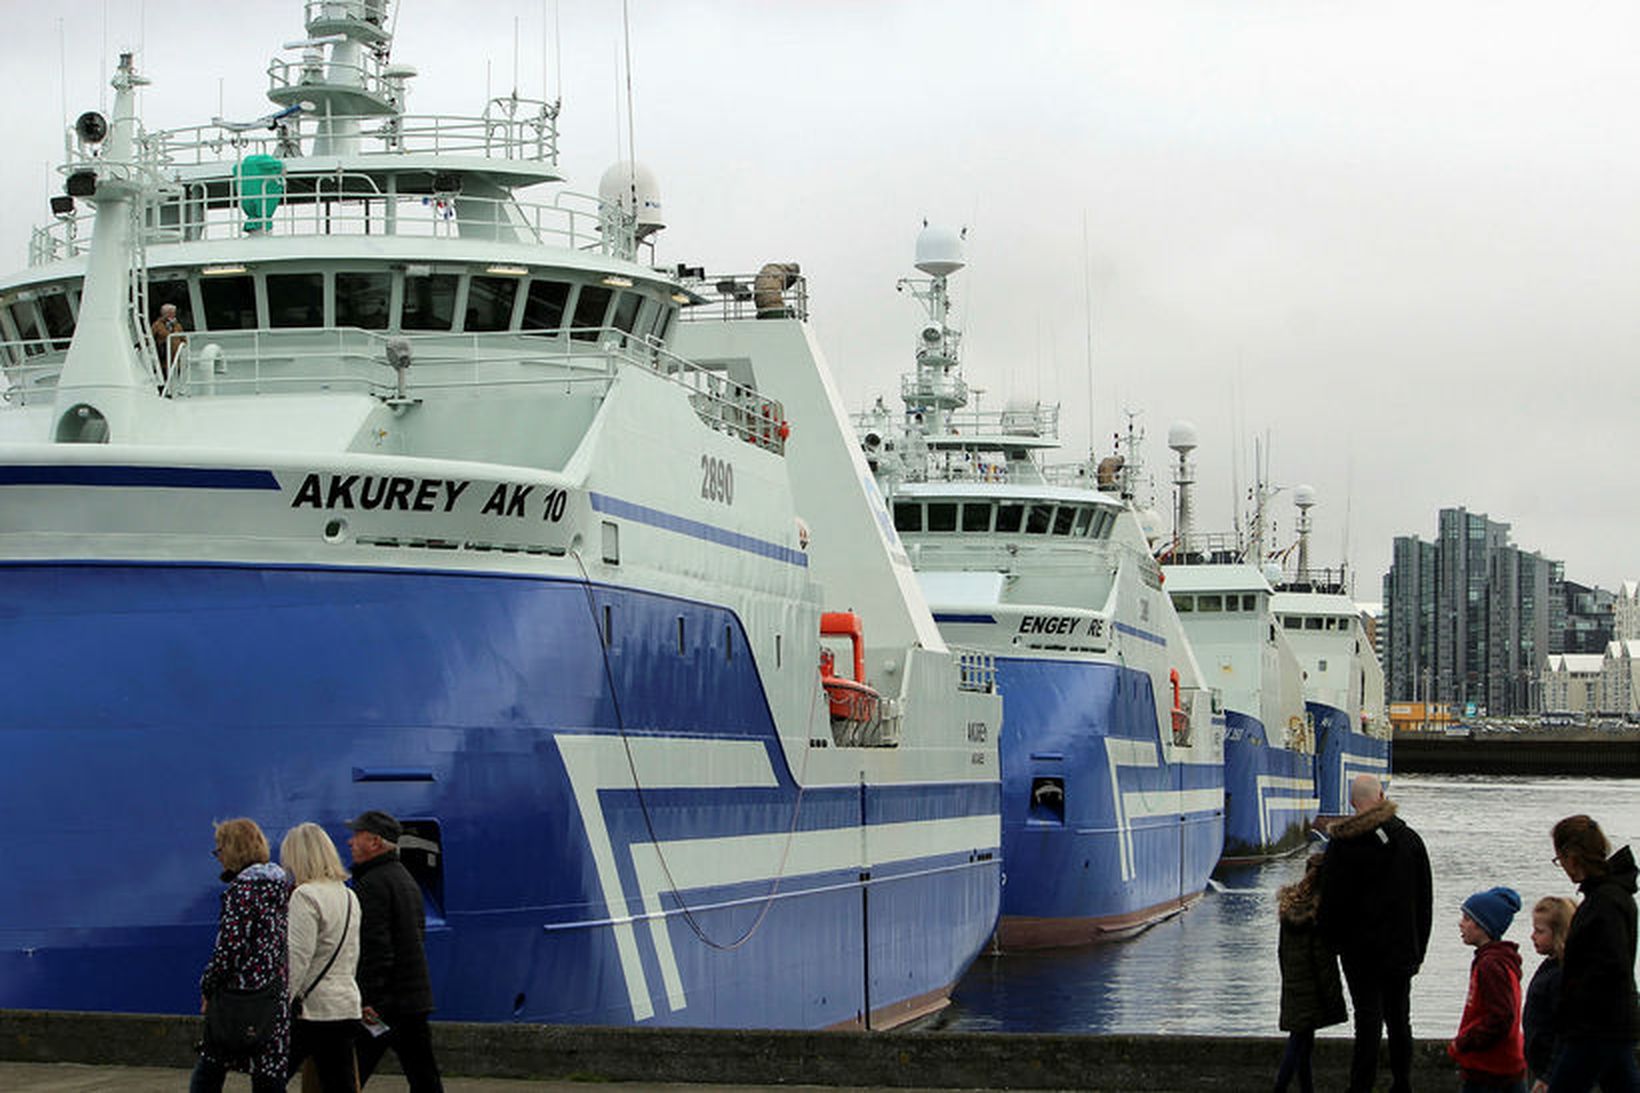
[1318,774,1433,1093]
[348,809,443,1092]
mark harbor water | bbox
[944,773,1640,1037]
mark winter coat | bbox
[1555,844,1640,1042]
[287,879,362,1023]
[1277,881,1348,1032]
[352,849,434,1014]
[1316,799,1433,976]
[1522,956,1561,1080]
[1446,939,1526,1081]
[198,861,290,1080]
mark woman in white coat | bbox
[279,822,363,1091]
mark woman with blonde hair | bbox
[280,822,362,1092]
[193,817,289,1093]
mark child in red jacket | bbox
[1448,885,1528,1092]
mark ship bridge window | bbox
[1051,505,1077,536]
[1072,506,1094,536]
[147,278,194,333]
[652,304,677,342]
[402,272,458,331]
[1305,617,1324,630]
[336,271,392,330]
[1283,616,1302,629]
[1173,595,1194,612]
[1087,509,1115,539]
[200,274,258,330]
[38,291,75,349]
[1197,595,1224,613]
[961,501,992,532]
[1025,504,1053,535]
[893,501,922,532]
[2,301,44,357]
[465,275,519,332]
[569,284,614,341]
[610,291,643,334]
[267,272,324,328]
[995,503,1025,534]
[521,278,570,334]
[1242,594,1258,612]
[926,501,957,532]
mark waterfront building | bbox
[1563,580,1617,654]
[1599,640,1640,716]
[1617,581,1640,641]
[1383,507,1563,715]
[1542,654,1605,715]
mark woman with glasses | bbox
[1541,815,1640,1093]
[193,817,290,1093]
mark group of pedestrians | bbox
[192,810,443,1093]
[1274,774,1639,1093]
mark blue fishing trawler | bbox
[0,1,1002,1029]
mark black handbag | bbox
[204,978,284,1052]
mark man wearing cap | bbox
[1318,773,1434,1093]
[347,810,443,1092]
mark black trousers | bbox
[355,1009,443,1092]
[1342,954,1415,1093]
[287,1017,359,1091]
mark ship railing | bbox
[909,403,1059,439]
[31,176,628,263]
[675,271,809,323]
[147,103,560,167]
[150,326,782,452]
[0,339,68,406]
[1274,565,1349,594]
[900,371,967,406]
[953,647,997,694]
[1158,531,1248,565]
[889,455,1050,486]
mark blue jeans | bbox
[1274,1028,1315,1093]
[1548,1037,1640,1093]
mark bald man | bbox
[1318,774,1433,1093]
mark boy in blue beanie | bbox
[1447,885,1527,1091]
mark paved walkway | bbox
[1,1063,1009,1093]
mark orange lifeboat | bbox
[820,611,879,724]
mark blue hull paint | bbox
[1312,701,1392,818]
[0,563,999,1029]
[993,657,1223,947]
[1220,710,1317,861]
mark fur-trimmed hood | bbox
[1278,880,1321,926]
[1328,798,1397,842]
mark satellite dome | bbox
[1294,484,1317,508]
[1262,562,1284,587]
[1167,420,1198,453]
[914,225,965,277]
[1137,506,1166,544]
[598,161,665,236]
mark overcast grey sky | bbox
[3,1,1637,595]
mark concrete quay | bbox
[1,1009,1468,1090]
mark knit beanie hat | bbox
[1462,886,1522,939]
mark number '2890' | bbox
[700,455,734,505]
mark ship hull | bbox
[1312,701,1392,823]
[1218,710,1318,863]
[0,561,1000,1029]
[992,657,1223,949]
